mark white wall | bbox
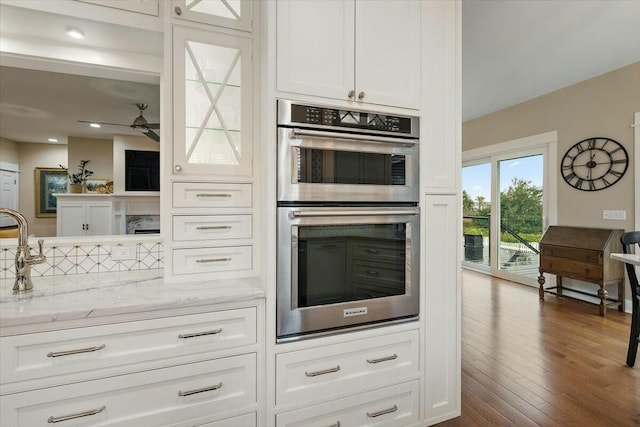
[67,137,113,182]
[463,62,639,232]
[0,137,19,165]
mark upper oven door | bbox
[277,127,419,203]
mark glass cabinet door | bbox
[173,27,253,177]
[172,0,252,32]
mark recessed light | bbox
[89,123,101,128]
[66,27,85,40]
[48,138,58,143]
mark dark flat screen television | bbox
[125,150,160,192]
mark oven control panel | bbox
[289,103,413,135]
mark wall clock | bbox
[560,137,628,191]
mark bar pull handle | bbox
[48,405,106,423]
[367,353,398,364]
[305,365,341,377]
[366,404,398,418]
[47,344,105,358]
[178,382,223,397]
[196,257,232,263]
[196,225,232,230]
[291,209,419,218]
[290,128,417,146]
[179,328,222,339]
[366,249,379,253]
[365,270,380,276]
[196,193,232,198]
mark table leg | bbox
[557,276,563,296]
[538,269,545,300]
[597,284,607,316]
[618,279,624,312]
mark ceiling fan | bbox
[78,103,160,142]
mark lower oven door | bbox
[277,206,420,341]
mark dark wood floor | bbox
[436,270,639,427]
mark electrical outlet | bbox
[602,210,626,220]
[110,245,136,261]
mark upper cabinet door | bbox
[173,27,253,177]
[172,0,253,32]
[276,0,355,102]
[355,0,421,109]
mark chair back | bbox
[620,231,640,301]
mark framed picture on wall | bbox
[35,167,68,218]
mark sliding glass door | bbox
[497,154,543,280]
[462,133,557,286]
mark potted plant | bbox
[60,160,93,193]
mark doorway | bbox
[462,131,558,286]
[0,167,19,227]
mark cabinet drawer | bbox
[352,239,405,263]
[277,380,419,427]
[1,308,256,386]
[541,245,602,264]
[0,354,256,427]
[173,246,252,275]
[173,214,252,241]
[196,413,256,427]
[352,260,404,285]
[173,183,252,208]
[540,257,603,280]
[276,330,418,405]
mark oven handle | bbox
[291,209,419,218]
[289,128,417,146]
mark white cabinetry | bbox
[277,381,419,427]
[168,6,257,282]
[273,326,420,425]
[172,0,252,32]
[423,194,461,423]
[1,305,261,426]
[172,26,253,178]
[55,194,113,237]
[276,330,418,406]
[276,0,420,109]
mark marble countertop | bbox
[0,270,264,333]
[611,253,640,267]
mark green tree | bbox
[462,190,474,215]
[500,178,542,235]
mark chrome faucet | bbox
[0,208,46,293]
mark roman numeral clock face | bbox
[561,137,629,191]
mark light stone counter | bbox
[0,270,264,335]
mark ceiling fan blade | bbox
[78,120,130,127]
[144,129,160,142]
[146,123,160,129]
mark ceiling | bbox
[0,66,160,145]
[462,0,640,121]
[0,4,161,145]
[0,1,638,143]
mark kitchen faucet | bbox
[0,208,46,293]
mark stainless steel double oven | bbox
[276,100,420,341]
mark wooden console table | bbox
[538,226,624,316]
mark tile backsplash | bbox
[0,240,163,279]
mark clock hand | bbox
[573,161,615,167]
